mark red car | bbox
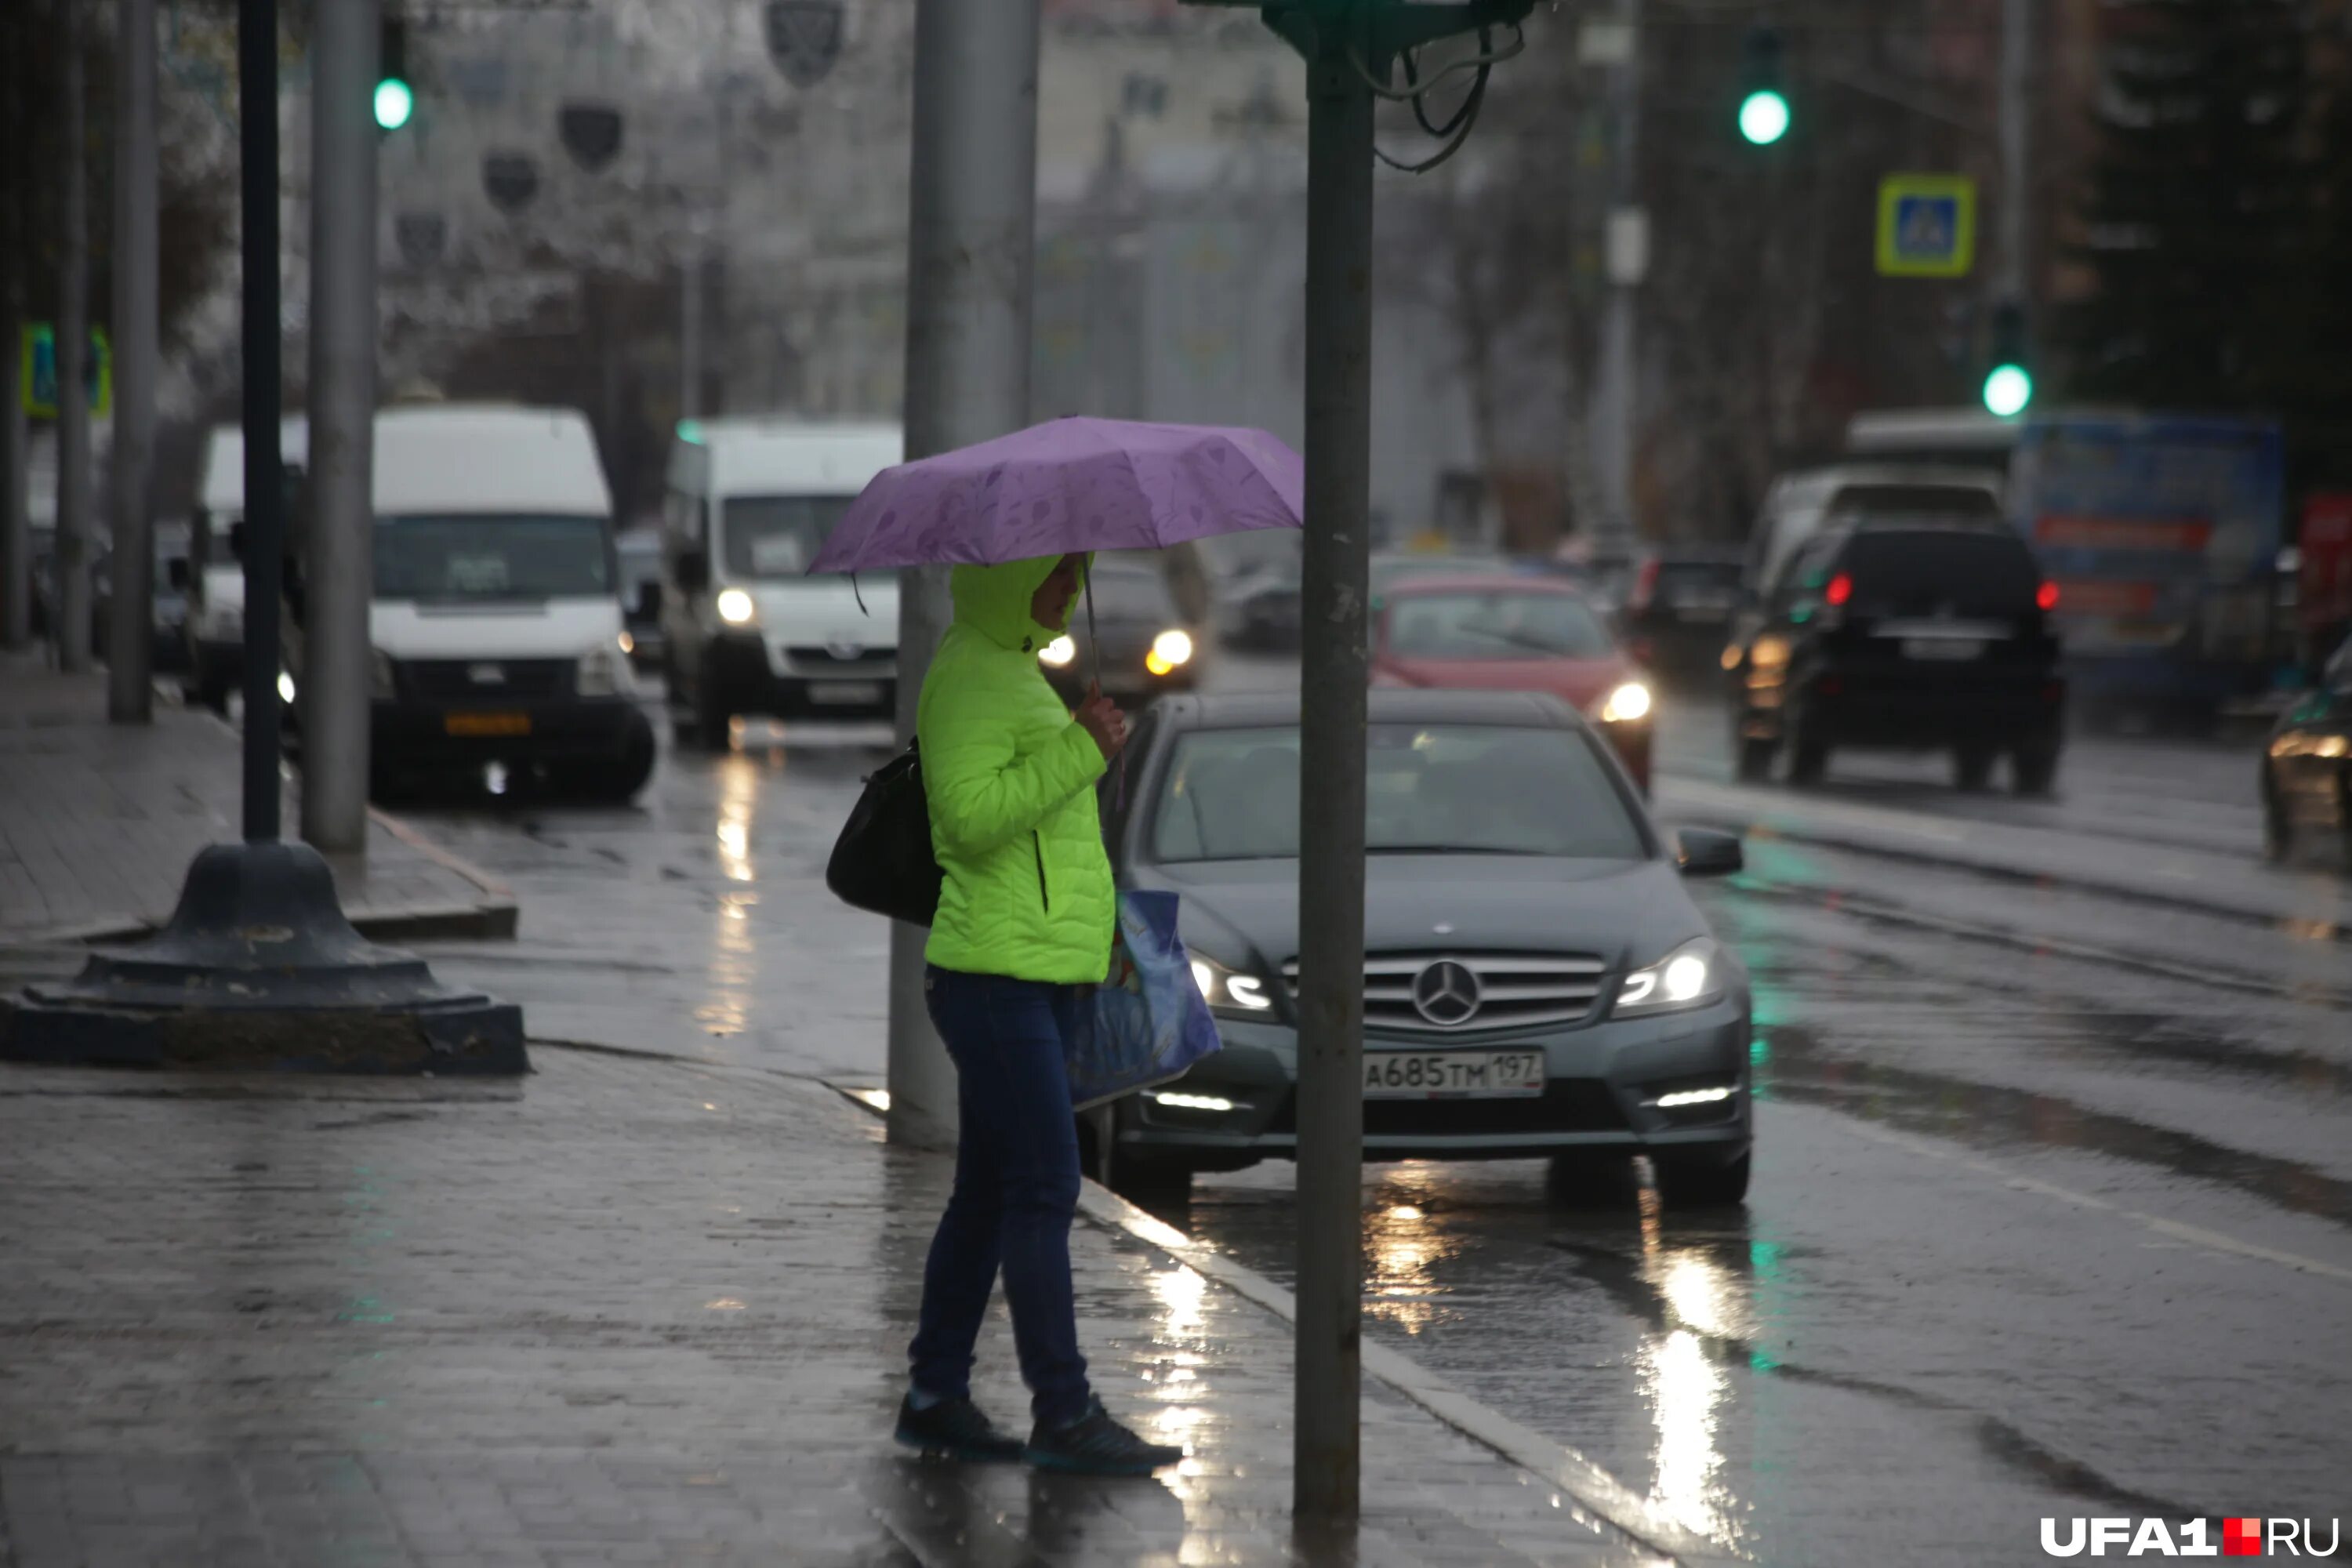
[1371,575,1656,790]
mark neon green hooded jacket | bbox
[918,555,1116,984]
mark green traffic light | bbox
[374,78,414,132]
[1740,90,1790,146]
[1982,363,2033,418]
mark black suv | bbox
[1730,523,2065,793]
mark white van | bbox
[184,417,308,710]
[659,418,903,747]
[285,403,654,799]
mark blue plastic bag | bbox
[1067,890,1224,1111]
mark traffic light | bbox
[1982,299,2034,418]
[374,17,413,132]
[1739,27,1790,146]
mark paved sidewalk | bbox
[0,1046,1673,1568]
[0,656,514,942]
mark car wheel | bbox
[694,655,735,753]
[1735,735,1776,783]
[1953,745,1996,792]
[1651,1148,1751,1210]
[2013,738,2061,797]
[566,731,657,804]
[1788,723,1829,786]
[1108,1157,1192,1209]
[2260,768,2292,863]
[1544,1151,1636,1207]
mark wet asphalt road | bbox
[347,666,2350,1566]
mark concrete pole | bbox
[56,0,94,674]
[238,0,285,842]
[107,0,158,721]
[1,273,27,650]
[1594,0,1642,546]
[1292,25,1374,1526]
[1997,0,2031,302]
[300,0,379,852]
[885,0,1043,1148]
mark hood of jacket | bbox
[950,554,1091,653]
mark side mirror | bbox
[674,548,710,593]
[1674,826,1744,877]
[167,557,191,590]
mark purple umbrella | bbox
[805,416,1303,574]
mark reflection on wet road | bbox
[351,688,2352,1567]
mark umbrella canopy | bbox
[805,416,1303,575]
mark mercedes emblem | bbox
[1410,960,1481,1027]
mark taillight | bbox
[1630,558,1661,612]
[2036,581,2060,612]
[1824,572,1853,608]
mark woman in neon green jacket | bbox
[893,552,1184,1478]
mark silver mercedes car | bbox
[1091,688,1754,1208]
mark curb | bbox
[1654,777,2352,940]
[824,1080,1738,1568]
[369,807,521,939]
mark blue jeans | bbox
[908,966,1093,1426]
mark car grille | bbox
[784,644,897,668]
[1267,1080,1628,1138]
[398,658,575,700]
[1280,951,1610,1033]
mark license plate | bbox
[445,711,530,736]
[1363,1050,1545,1099]
[1903,638,1984,662]
[808,681,884,706]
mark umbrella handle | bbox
[1083,573,1098,689]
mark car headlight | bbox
[1190,952,1274,1018]
[1599,681,1653,723]
[1039,635,1076,668]
[371,647,394,699]
[1614,937,1723,1017]
[716,587,757,626]
[1147,629,1195,676]
[576,637,635,697]
[276,670,296,706]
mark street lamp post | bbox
[108,0,158,723]
[884,0,1045,1149]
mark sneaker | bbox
[1023,1399,1185,1476]
[893,1393,1025,1463]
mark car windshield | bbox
[1151,724,1646,863]
[1087,568,1178,622]
[1831,528,2041,617]
[1371,554,1506,595]
[1385,591,1613,660]
[373,514,612,601]
[721,495,854,579]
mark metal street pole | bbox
[107,0,158,721]
[1594,0,1642,547]
[301,0,379,851]
[56,0,94,675]
[884,0,1044,1149]
[1,271,27,650]
[239,0,285,841]
[1997,0,2031,301]
[1293,22,1373,1526]
[679,248,702,424]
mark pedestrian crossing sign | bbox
[19,324,112,419]
[1875,174,1976,279]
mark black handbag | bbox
[826,740,945,926]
